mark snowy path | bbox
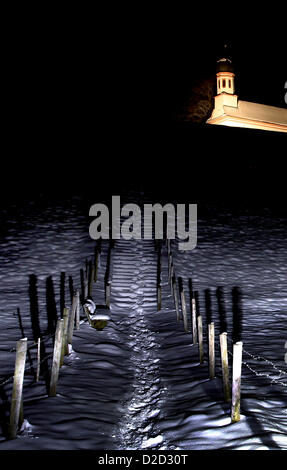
[111,240,165,449]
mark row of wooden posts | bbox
[7,238,241,441]
[160,240,243,424]
[8,291,81,439]
[7,242,107,440]
[84,242,112,308]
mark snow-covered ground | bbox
[0,195,286,449]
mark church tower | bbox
[206,46,287,132]
[208,47,238,119]
[216,57,235,95]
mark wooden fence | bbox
[165,239,243,423]
[0,240,114,440]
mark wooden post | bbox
[84,278,88,300]
[88,261,94,297]
[191,298,198,344]
[220,332,231,402]
[67,293,77,345]
[64,307,70,356]
[19,399,24,429]
[8,338,27,439]
[188,279,197,345]
[75,290,80,330]
[105,282,111,308]
[36,337,41,382]
[231,341,243,423]
[167,239,171,257]
[49,319,64,397]
[172,276,180,323]
[80,268,85,303]
[94,247,99,282]
[169,263,174,291]
[105,243,112,295]
[85,259,88,280]
[180,290,189,333]
[68,276,74,303]
[60,307,70,366]
[208,322,215,379]
[197,315,204,364]
[168,254,173,284]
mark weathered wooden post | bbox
[169,263,174,292]
[80,268,85,303]
[36,337,41,382]
[8,338,27,439]
[205,289,214,374]
[104,241,113,308]
[231,341,243,422]
[19,399,24,429]
[220,332,231,402]
[208,322,215,379]
[94,246,99,282]
[197,315,204,364]
[178,277,189,333]
[64,307,70,356]
[75,290,80,330]
[105,242,112,280]
[168,253,173,285]
[88,261,94,297]
[105,281,111,308]
[88,260,92,297]
[167,239,171,257]
[60,307,70,366]
[172,275,180,322]
[182,290,189,333]
[60,272,66,318]
[67,293,77,346]
[177,277,183,322]
[191,298,197,344]
[68,276,74,303]
[49,319,64,397]
[84,278,88,300]
[194,290,200,318]
[85,259,88,281]
[188,279,197,344]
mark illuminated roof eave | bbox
[206,114,287,133]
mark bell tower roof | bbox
[215,45,236,96]
[216,44,234,73]
[216,57,234,73]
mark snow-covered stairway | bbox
[111,239,166,449]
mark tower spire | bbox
[216,45,235,95]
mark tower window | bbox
[218,80,220,89]
[229,80,231,88]
[223,79,226,87]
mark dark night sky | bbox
[3,17,286,204]
[8,23,286,125]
